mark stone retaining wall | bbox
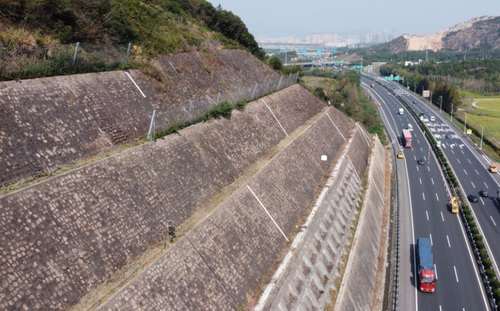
[334,136,388,310]
[0,49,279,184]
[0,85,332,310]
[97,107,356,310]
[254,124,371,310]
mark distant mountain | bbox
[383,16,500,53]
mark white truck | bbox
[399,108,404,115]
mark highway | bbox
[363,76,491,310]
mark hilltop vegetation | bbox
[0,0,264,59]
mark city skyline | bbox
[207,1,500,41]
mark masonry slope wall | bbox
[334,136,388,311]
[258,125,371,310]
[0,85,326,310]
[151,49,278,106]
[0,49,279,184]
[98,107,355,311]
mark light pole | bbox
[439,96,443,112]
[480,125,484,150]
[450,103,453,121]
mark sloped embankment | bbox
[0,49,278,184]
[0,85,333,310]
[97,106,364,310]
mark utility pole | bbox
[450,103,454,121]
[439,96,443,112]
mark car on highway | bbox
[479,190,489,197]
[417,159,425,165]
[397,151,404,159]
[468,194,479,203]
[445,134,450,139]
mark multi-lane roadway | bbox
[363,76,495,310]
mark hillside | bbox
[384,15,500,52]
[0,0,264,61]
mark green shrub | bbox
[486,268,497,280]
[235,99,248,110]
[494,288,500,302]
[490,278,500,290]
[268,56,283,71]
[476,240,485,249]
[474,233,483,243]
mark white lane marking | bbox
[468,159,472,164]
[431,178,435,185]
[480,197,485,205]
[426,210,429,220]
[422,192,426,200]
[434,263,438,279]
[464,169,468,175]
[436,193,439,201]
[420,177,422,184]
[416,166,419,172]
[427,166,430,172]
[475,169,480,175]
[457,159,461,164]
[484,182,489,189]
[471,181,475,188]
[441,212,444,222]
[430,233,433,246]
[447,235,451,247]
[454,266,459,282]
[451,149,455,154]
[491,216,497,226]
[421,147,423,152]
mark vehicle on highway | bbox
[449,197,459,213]
[399,108,404,115]
[430,116,435,122]
[371,83,375,88]
[417,158,425,165]
[445,134,450,139]
[407,123,413,131]
[479,190,489,197]
[397,151,404,159]
[490,165,498,173]
[468,194,478,203]
[417,237,436,292]
[402,129,412,148]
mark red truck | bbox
[417,238,436,292]
[402,129,412,148]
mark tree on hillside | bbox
[268,56,282,71]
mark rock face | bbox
[392,15,500,52]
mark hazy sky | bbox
[207,0,500,38]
